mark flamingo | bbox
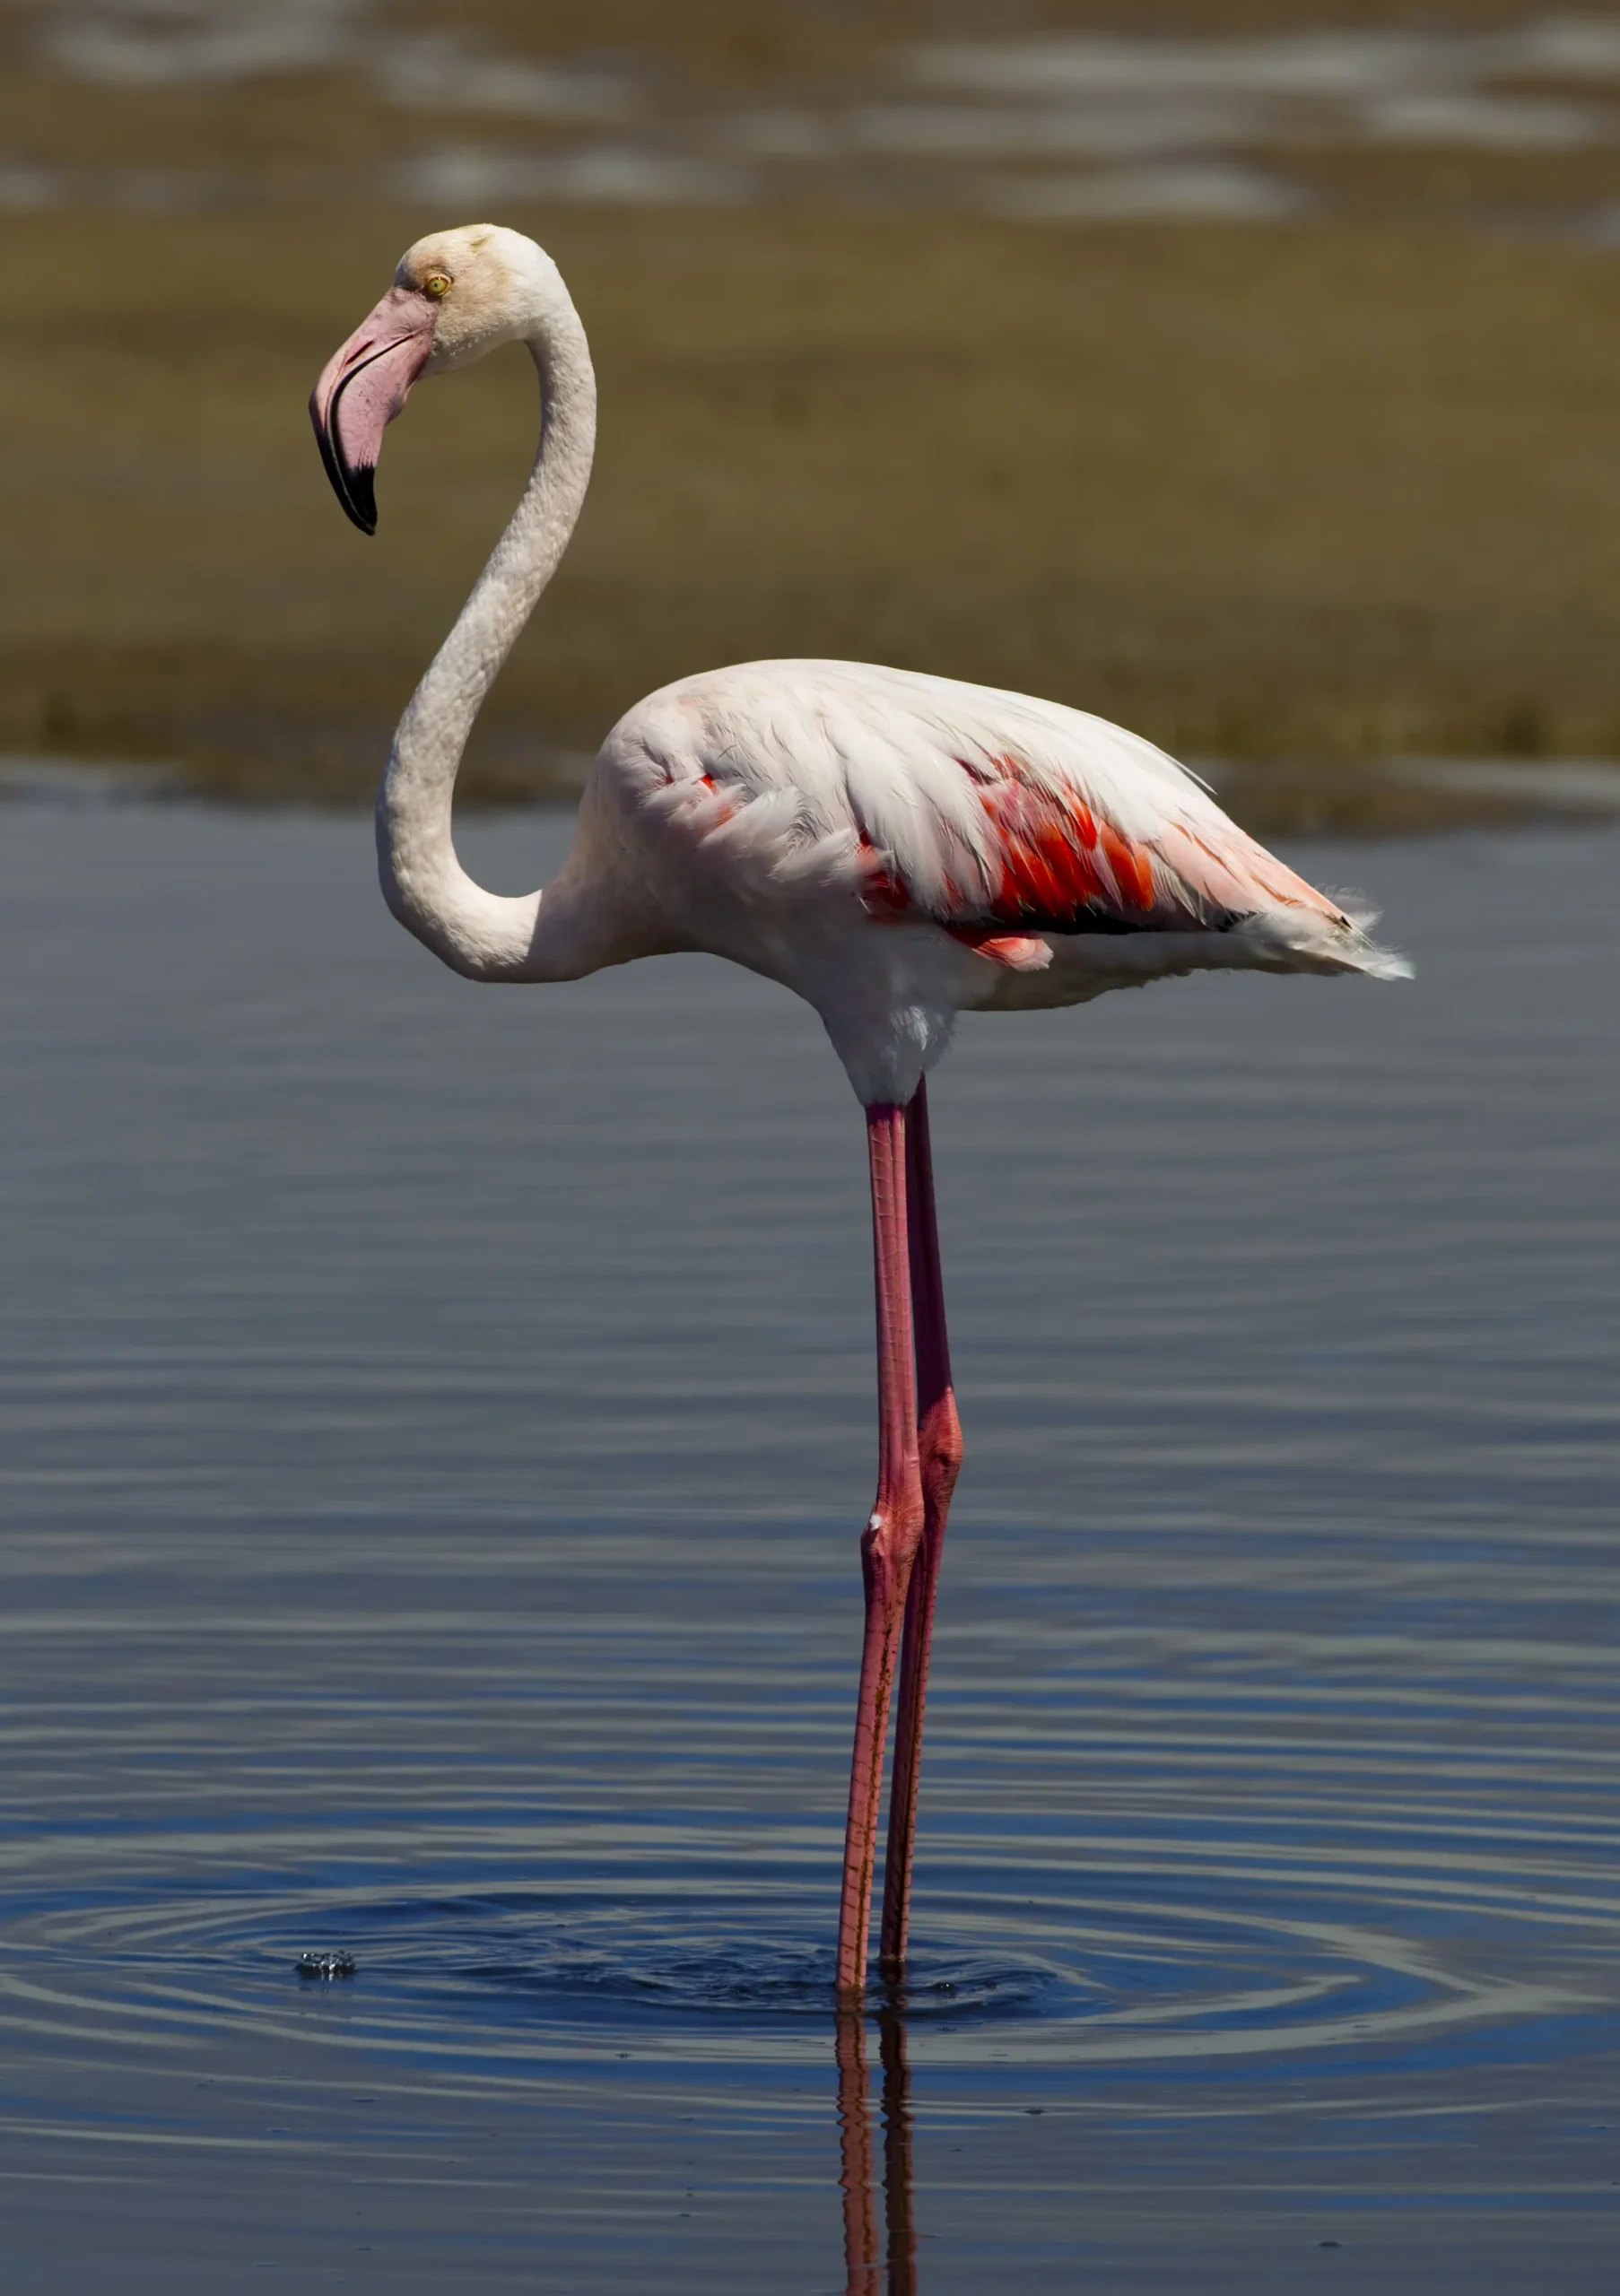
[309,224,1408,1998]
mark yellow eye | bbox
[422,273,451,300]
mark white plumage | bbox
[588,656,1407,1100]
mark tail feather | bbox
[1242,895,1413,981]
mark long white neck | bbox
[377,292,601,982]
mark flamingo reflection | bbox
[836,2007,918,2293]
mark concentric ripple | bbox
[0,1795,1602,2078]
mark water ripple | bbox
[5,813,1620,2280]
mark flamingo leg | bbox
[879,1077,963,1978]
[836,1102,925,1996]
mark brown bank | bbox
[4,202,1618,831]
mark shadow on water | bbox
[837,2006,918,2296]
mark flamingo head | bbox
[309,223,553,535]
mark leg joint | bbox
[862,1490,925,1578]
[919,1395,963,1506]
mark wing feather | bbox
[614,661,1348,942]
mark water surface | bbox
[3,802,1619,2290]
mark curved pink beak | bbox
[309,283,438,535]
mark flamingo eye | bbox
[422,273,451,300]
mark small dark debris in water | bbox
[296,1950,355,1980]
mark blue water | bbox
[2,799,1619,2290]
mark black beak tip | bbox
[310,393,379,536]
[344,464,379,537]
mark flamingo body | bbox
[310,223,1407,1996]
[558,657,1405,1103]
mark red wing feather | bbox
[858,752,1345,939]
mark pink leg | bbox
[879,1078,963,1978]
[836,1103,925,1996]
